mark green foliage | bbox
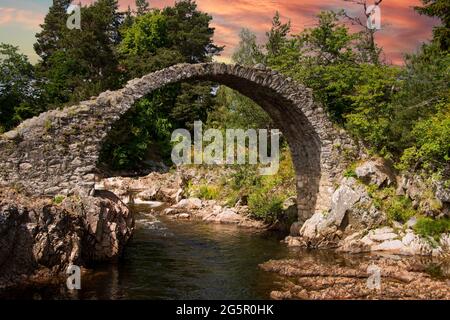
[344,169,357,178]
[415,0,450,51]
[119,11,168,55]
[35,0,123,107]
[196,185,220,200]
[398,105,450,172]
[99,89,174,169]
[267,11,366,123]
[207,86,273,131]
[386,196,416,223]
[162,0,222,63]
[390,44,450,152]
[100,0,222,170]
[171,82,217,130]
[344,64,400,153]
[248,190,284,223]
[232,29,265,66]
[228,149,296,223]
[0,43,40,131]
[267,9,449,179]
[365,185,417,223]
[414,217,450,241]
[135,0,150,16]
[53,195,66,205]
[34,0,72,60]
[266,11,291,58]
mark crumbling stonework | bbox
[0,63,358,221]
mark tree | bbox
[226,28,272,130]
[135,0,150,16]
[342,0,384,64]
[101,1,223,170]
[266,11,291,57]
[119,11,168,56]
[35,0,123,106]
[207,86,273,131]
[0,44,39,132]
[390,43,450,154]
[34,0,72,64]
[273,11,361,122]
[300,11,357,65]
[123,6,134,29]
[415,0,450,51]
[232,28,264,66]
[162,0,222,63]
[344,64,400,153]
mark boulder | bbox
[372,240,406,252]
[0,188,134,289]
[329,182,361,226]
[355,158,396,187]
[175,198,202,210]
[435,182,450,203]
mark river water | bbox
[4,205,449,300]
[77,207,291,300]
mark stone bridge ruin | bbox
[0,63,358,222]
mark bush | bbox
[248,190,284,223]
[398,105,450,173]
[197,185,220,200]
[385,196,416,223]
[414,217,450,241]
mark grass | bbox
[248,190,284,223]
[365,184,417,224]
[414,217,450,241]
[197,184,220,200]
[344,162,358,178]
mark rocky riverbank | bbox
[261,253,450,300]
[97,169,276,229]
[286,158,450,258]
[0,188,134,289]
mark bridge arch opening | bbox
[94,63,347,222]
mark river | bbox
[3,205,449,300]
[78,207,292,300]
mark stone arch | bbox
[0,63,357,222]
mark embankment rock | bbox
[0,188,134,289]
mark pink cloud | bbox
[0,7,44,30]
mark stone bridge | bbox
[0,63,358,222]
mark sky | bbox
[0,0,438,65]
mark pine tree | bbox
[123,5,134,29]
[135,0,150,16]
[34,0,72,64]
[266,11,291,57]
[34,0,123,106]
[163,0,222,63]
[232,28,265,66]
[415,0,450,51]
[0,44,38,132]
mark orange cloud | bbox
[152,0,437,65]
[4,0,439,65]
